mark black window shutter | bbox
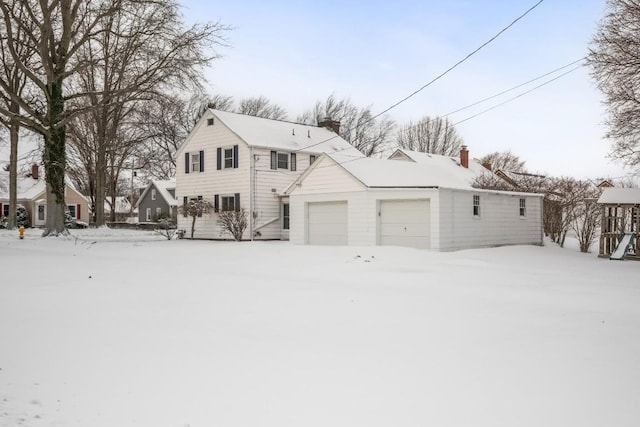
[270,151,277,170]
[214,194,219,213]
[291,153,297,171]
[199,150,204,172]
[217,147,222,170]
[234,193,240,211]
[185,153,190,174]
[233,145,239,169]
[183,196,188,217]
[197,195,203,217]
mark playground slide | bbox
[610,233,635,260]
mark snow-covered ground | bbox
[1,228,639,427]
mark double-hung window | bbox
[473,195,481,217]
[151,189,157,200]
[224,148,234,169]
[67,205,77,219]
[191,152,201,172]
[221,196,236,212]
[519,198,526,217]
[277,152,289,169]
[270,151,296,171]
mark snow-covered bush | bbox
[1,204,30,229]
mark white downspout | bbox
[250,146,254,241]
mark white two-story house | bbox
[175,109,363,240]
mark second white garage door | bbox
[307,201,348,245]
[379,199,430,249]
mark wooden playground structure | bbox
[598,188,640,260]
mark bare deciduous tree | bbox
[299,93,395,157]
[237,96,287,120]
[138,93,234,180]
[396,116,463,156]
[0,0,227,233]
[588,0,640,168]
[0,1,34,229]
[478,151,526,172]
[218,208,248,241]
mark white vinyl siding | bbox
[438,190,542,251]
[176,114,250,239]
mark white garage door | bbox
[307,201,348,245]
[379,199,430,249]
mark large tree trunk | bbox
[7,101,19,229]
[43,79,68,236]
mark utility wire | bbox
[452,64,583,126]
[443,57,586,117]
[391,58,587,140]
[293,0,545,154]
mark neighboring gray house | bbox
[136,179,177,222]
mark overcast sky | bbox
[178,0,634,181]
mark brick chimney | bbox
[481,162,492,171]
[318,117,341,134]
[460,145,469,168]
[31,164,39,180]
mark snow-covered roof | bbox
[136,179,177,208]
[390,149,490,180]
[0,170,45,200]
[209,109,364,157]
[104,196,133,214]
[597,188,640,205]
[327,150,488,190]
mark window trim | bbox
[519,198,526,217]
[224,147,234,169]
[277,152,289,170]
[207,118,214,126]
[473,194,481,217]
[146,207,151,222]
[191,152,201,172]
[151,188,157,201]
[67,204,77,219]
[221,195,236,212]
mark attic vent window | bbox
[207,118,214,126]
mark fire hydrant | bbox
[19,225,24,240]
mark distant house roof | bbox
[389,148,490,180]
[202,109,364,157]
[136,179,177,208]
[597,188,640,205]
[104,196,133,214]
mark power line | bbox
[443,57,586,117]
[293,0,545,154]
[369,0,545,123]
[452,64,583,126]
[391,58,587,141]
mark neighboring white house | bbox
[175,109,363,239]
[285,147,544,251]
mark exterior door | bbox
[307,201,348,245]
[379,199,430,249]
